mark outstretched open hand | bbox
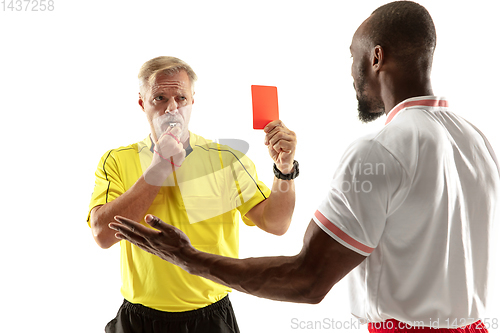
[109,215,194,269]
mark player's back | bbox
[374,101,500,323]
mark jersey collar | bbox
[385,96,449,125]
[146,132,196,156]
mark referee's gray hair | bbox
[138,56,198,95]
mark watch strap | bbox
[273,160,299,180]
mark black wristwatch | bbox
[273,160,299,180]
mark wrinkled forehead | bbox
[148,71,193,95]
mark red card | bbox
[251,85,279,129]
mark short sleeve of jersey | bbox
[87,150,126,226]
[226,149,271,226]
[313,138,406,256]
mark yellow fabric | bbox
[87,132,271,311]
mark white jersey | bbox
[313,96,500,327]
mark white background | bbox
[1,0,499,332]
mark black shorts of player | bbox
[105,295,240,333]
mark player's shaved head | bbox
[365,1,436,75]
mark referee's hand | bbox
[153,126,186,167]
[264,120,297,174]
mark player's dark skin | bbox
[109,12,434,303]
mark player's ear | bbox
[138,92,145,112]
[372,45,384,73]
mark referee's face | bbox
[139,70,195,145]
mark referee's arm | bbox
[90,175,161,249]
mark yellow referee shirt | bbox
[87,132,271,312]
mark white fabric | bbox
[313,96,500,327]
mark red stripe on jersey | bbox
[385,99,449,125]
[314,210,374,254]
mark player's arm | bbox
[91,127,185,249]
[109,215,366,303]
[245,120,297,235]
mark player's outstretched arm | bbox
[109,215,366,303]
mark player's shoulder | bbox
[340,129,403,168]
[346,131,385,153]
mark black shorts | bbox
[105,295,240,333]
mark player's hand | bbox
[109,215,194,269]
[264,120,297,174]
[152,125,186,168]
